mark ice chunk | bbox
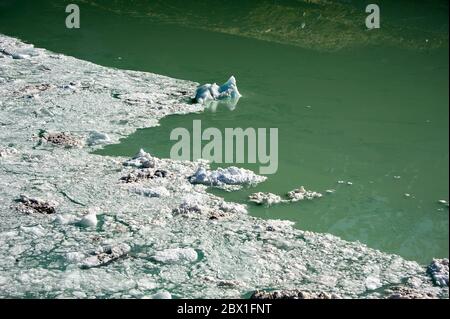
[123,149,155,169]
[0,146,18,157]
[189,166,266,189]
[81,244,131,269]
[287,186,322,202]
[129,186,170,198]
[427,259,449,287]
[249,192,283,206]
[152,248,198,264]
[149,291,172,299]
[86,131,111,146]
[77,213,98,228]
[194,76,241,104]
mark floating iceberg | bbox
[194,76,241,104]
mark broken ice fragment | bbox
[427,259,449,287]
[86,131,111,146]
[81,244,131,269]
[122,148,155,169]
[287,186,322,202]
[249,192,282,206]
[189,166,266,189]
[77,213,98,228]
[129,186,170,198]
[0,146,18,157]
[152,248,198,264]
[194,76,241,104]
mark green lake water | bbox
[1,0,448,264]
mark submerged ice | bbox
[0,34,448,299]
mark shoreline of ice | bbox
[0,34,448,299]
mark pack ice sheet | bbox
[0,34,447,299]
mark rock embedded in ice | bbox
[189,166,266,189]
[249,192,282,206]
[152,248,198,264]
[122,149,155,169]
[41,132,83,148]
[427,259,449,287]
[15,195,58,215]
[194,76,241,104]
[287,186,322,202]
[86,131,111,146]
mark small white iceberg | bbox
[194,76,241,104]
[189,166,266,189]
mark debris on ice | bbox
[15,195,58,215]
[81,244,131,269]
